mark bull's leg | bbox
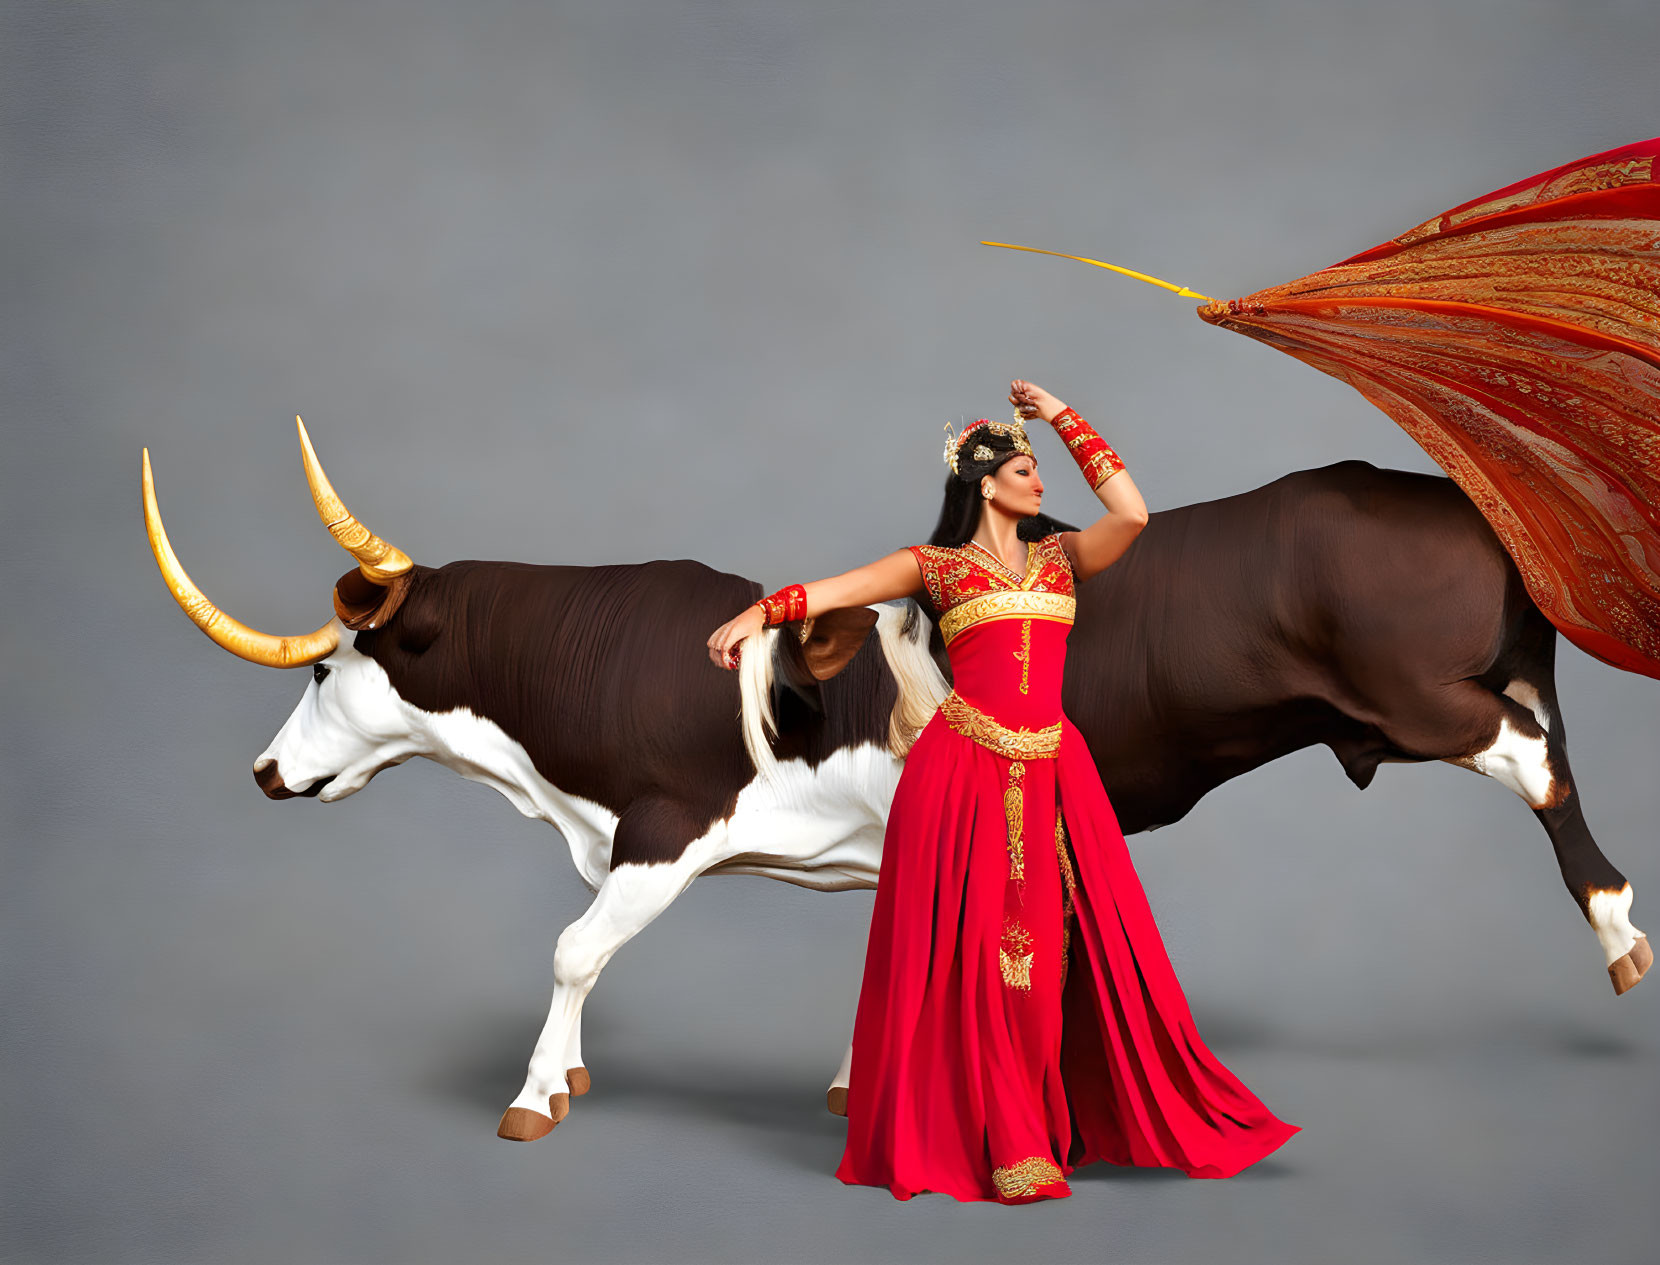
[498,798,722,1141]
[1451,663,1649,995]
[1359,649,1648,995]
[565,1015,590,1098]
[827,1038,852,1116]
[1513,730,1653,996]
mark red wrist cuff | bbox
[756,583,809,626]
[1050,407,1126,488]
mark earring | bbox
[981,482,995,500]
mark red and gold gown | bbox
[834,532,1299,1203]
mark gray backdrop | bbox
[6,2,1659,1262]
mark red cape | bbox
[1200,139,1660,680]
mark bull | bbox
[141,420,1651,1141]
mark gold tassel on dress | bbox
[1000,916,1034,991]
[1004,760,1026,883]
[991,1155,1066,1200]
[1056,811,1078,988]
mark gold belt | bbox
[938,690,1062,760]
[939,589,1075,646]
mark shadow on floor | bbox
[1192,1007,1646,1061]
[423,1010,847,1173]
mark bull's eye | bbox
[313,663,331,685]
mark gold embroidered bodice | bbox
[907,533,1077,737]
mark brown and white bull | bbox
[141,422,1650,1141]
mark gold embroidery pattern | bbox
[943,417,1035,474]
[1014,618,1032,694]
[992,1156,1065,1200]
[999,915,1033,991]
[1048,533,1075,579]
[939,589,1075,645]
[909,536,1075,622]
[1084,447,1127,487]
[1198,204,1660,675]
[1056,813,1078,987]
[963,537,1034,586]
[910,546,944,609]
[1004,760,1026,882]
[1434,156,1656,236]
[938,691,1062,760]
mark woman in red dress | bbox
[707,380,1298,1204]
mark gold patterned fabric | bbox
[1000,916,1034,990]
[1198,137,1660,681]
[943,417,1035,473]
[939,691,1062,760]
[938,589,1076,646]
[1057,812,1079,988]
[991,1156,1066,1200]
[1050,406,1128,488]
[1003,760,1027,882]
[911,533,1074,621]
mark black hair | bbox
[927,427,1080,547]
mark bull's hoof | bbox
[827,1086,848,1117]
[497,1106,555,1142]
[548,1091,571,1125]
[567,1066,591,1097]
[1610,935,1654,996]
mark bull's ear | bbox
[333,567,412,631]
[768,606,881,720]
[800,606,880,681]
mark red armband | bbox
[1049,407,1126,489]
[755,583,809,626]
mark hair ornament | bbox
[942,417,1035,475]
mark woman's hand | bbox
[1009,379,1067,425]
[707,602,766,671]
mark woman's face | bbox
[984,454,1044,518]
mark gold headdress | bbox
[942,417,1035,476]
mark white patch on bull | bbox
[1441,712,1555,809]
[711,740,901,889]
[1587,882,1645,967]
[256,636,914,895]
[255,636,621,887]
[1501,677,1553,734]
[413,707,623,892]
[255,621,927,1132]
[254,630,422,794]
[507,751,904,1123]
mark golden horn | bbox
[295,416,412,584]
[980,241,1216,303]
[141,448,339,668]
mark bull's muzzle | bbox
[254,758,334,800]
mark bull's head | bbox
[142,419,420,801]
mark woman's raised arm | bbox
[1010,379,1149,584]
[706,548,923,670]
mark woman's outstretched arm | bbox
[706,548,923,670]
[1010,379,1149,584]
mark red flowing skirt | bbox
[834,711,1299,1202]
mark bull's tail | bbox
[736,601,950,782]
[875,600,949,758]
[737,625,784,782]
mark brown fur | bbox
[351,559,896,867]
[340,460,1627,928]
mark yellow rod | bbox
[980,241,1215,303]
